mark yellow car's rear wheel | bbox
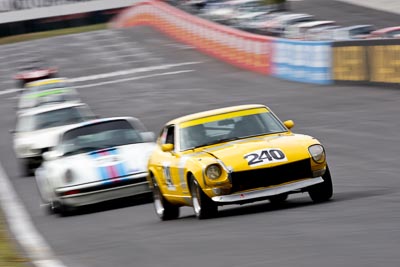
[190,177,218,219]
[151,176,179,220]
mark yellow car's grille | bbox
[230,159,312,193]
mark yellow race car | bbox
[147,104,332,220]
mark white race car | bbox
[12,102,96,176]
[17,78,81,112]
[35,117,156,215]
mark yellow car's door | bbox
[154,125,186,198]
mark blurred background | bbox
[1,1,400,267]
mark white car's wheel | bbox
[47,200,72,217]
[151,176,179,220]
[19,159,33,177]
[46,202,58,215]
[190,177,218,219]
[56,203,72,217]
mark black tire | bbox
[56,202,73,217]
[190,177,218,219]
[16,80,26,88]
[19,159,33,177]
[45,202,58,215]
[151,176,179,221]
[268,193,288,205]
[308,165,333,203]
[47,73,57,79]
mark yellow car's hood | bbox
[197,133,318,171]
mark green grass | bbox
[0,23,108,45]
[0,211,30,267]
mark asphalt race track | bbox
[1,26,400,267]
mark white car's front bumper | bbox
[55,176,151,207]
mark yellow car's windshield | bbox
[179,111,287,151]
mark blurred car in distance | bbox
[367,26,400,39]
[12,102,96,176]
[199,0,266,24]
[17,78,80,111]
[14,58,58,88]
[264,13,314,36]
[304,25,340,41]
[35,117,156,216]
[176,0,209,14]
[148,104,333,220]
[332,24,375,40]
[284,20,336,39]
[228,11,271,27]
[199,1,233,22]
[236,11,287,32]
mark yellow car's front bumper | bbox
[211,177,323,204]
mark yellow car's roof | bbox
[167,104,269,126]
[26,78,66,88]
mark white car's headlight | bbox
[206,164,222,180]
[308,145,325,163]
[16,144,31,155]
[16,143,41,156]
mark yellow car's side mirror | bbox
[161,143,174,152]
[284,120,295,129]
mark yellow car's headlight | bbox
[308,145,325,163]
[206,164,222,180]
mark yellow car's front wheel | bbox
[308,165,333,203]
[190,177,218,219]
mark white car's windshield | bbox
[61,120,145,156]
[27,81,71,91]
[179,112,287,151]
[16,106,92,132]
[18,88,79,109]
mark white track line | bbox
[69,62,201,82]
[0,88,20,96]
[0,163,67,267]
[0,62,201,96]
[74,70,194,89]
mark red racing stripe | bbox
[99,151,119,180]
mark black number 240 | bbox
[244,149,286,166]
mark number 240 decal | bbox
[244,149,287,167]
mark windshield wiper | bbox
[63,147,102,156]
[37,121,59,129]
[63,150,79,157]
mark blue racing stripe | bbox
[109,148,129,179]
[89,151,110,183]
